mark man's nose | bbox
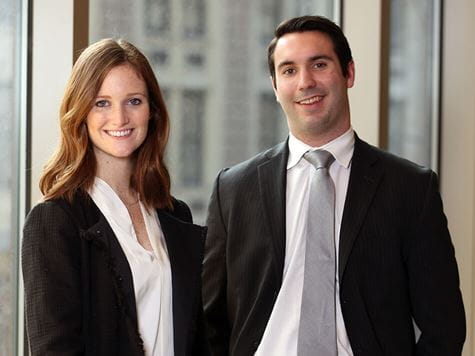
[298,68,316,90]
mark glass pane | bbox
[388,0,440,168]
[0,0,22,354]
[180,89,204,187]
[89,0,336,223]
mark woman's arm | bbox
[22,201,84,356]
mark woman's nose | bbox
[110,105,129,126]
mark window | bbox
[89,0,337,222]
[293,0,335,19]
[0,0,26,354]
[145,0,170,36]
[180,89,205,187]
[90,0,138,38]
[258,92,286,152]
[259,0,281,44]
[388,0,441,169]
[182,0,206,39]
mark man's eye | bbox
[129,98,142,105]
[95,100,109,107]
[283,68,296,75]
[314,62,327,69]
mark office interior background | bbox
[0,0,474,354]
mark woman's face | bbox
[86,63,150,164]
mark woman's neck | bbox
[95,153,137,204]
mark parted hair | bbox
[40,38,173,210]
[267,15,353,81]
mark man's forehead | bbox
[274,31,336,63]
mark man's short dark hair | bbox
[267,15,353,82]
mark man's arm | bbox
[202,170,231,355]
[408,171,466,355]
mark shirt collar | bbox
[287,127,355,170]
[89,177,134,230]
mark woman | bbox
[22,39,207,356]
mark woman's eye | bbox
[95,100,109,107]
[129,98,142,105]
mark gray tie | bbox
[298,150,337,356]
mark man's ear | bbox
[346,61,355,88]
[270,76,279,102]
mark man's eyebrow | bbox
[276,60,295,70]
[276,55,334,70]
[309,55,333,62]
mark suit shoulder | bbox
[358,139,433,178]
[218,141,287,182]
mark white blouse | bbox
[88,177,174,356]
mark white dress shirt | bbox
[88,177,174,356]
[255,128,355,356]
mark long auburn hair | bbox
[40,38,173,210]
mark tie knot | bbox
[304,150,334,170]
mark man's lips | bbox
[295,95,324,105]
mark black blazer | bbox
[22,193,208,356]
[203,136,465,356]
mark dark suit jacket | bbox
[22,193,208,356]
[203,136,465,356]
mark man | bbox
[203,15,465,356]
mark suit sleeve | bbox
[202,170,231,355]
[408,171,466,355]
[22,202,84,356]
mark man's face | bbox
[272,31,355,146]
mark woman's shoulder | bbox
[22,199,83,256]
[25,198,74,226]
[159,198,206,242]
[168,198,193,223]
[24,193,97,232]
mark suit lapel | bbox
[339,137,383,281]
[257,140,288,284]
[158,210,205,356]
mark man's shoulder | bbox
[219,140,288,182]
[355,136,433,177]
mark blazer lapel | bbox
[71,196,141,339]
[257,140,289,285]
[158,210,206,356]
[81,201,139,327]
[339,137,383,281]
